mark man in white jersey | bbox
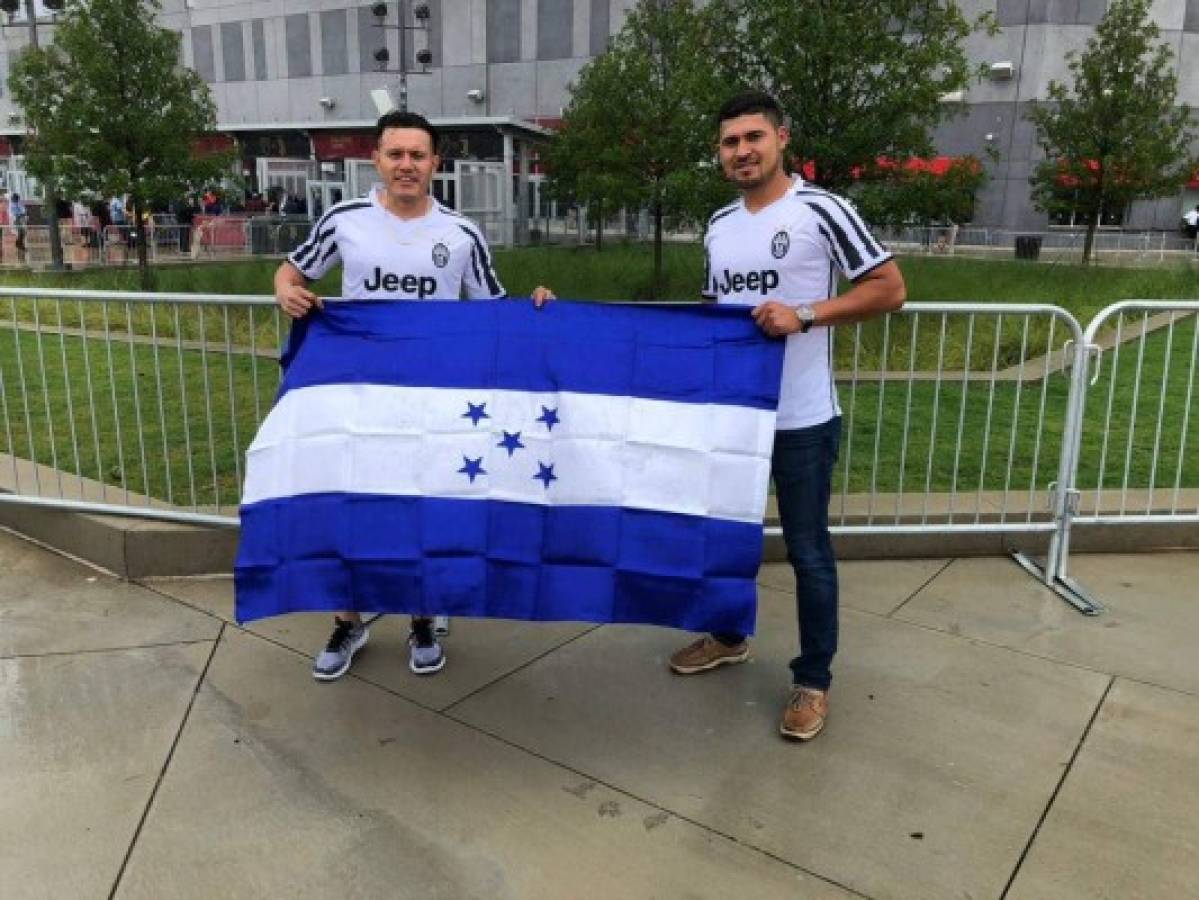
[669,92,905,741]
[274,110,553,681]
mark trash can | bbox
[248,218,271,255]
[1015,234,1042,260]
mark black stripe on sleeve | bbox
[468,243,483,289]
[815,222,850,274]
[848,254,895,284]
[290,200,371,271]
[457,223,503,297]
[708,205,738,227]
[804,200,862,272]
[318,241,339,266]
[826,194,885,258]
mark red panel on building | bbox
[0,136,12,159]
[192,133,236,156]
[312,132,376,160]
[799,156,969,181]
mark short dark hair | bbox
[717,91,784,129]
[375,110,439,151]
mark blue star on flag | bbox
[533,462,557,488]
[463,401,490,426]
[536,406,560,431]
[497,430,525,456]
[458,455,486,483]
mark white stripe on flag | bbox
[242,384,776,523]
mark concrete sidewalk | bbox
[2,528,1197,900]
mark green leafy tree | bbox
[852,157,988,234]
[1026,0,1194,263]
[544,0,731,297]
[8,0,233,288]
[709,0,993,194]
[541,53,646,253]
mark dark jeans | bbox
[714,416,842,690]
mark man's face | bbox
[373,126,439,204]
[717,113,789,190]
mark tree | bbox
[541,53,646,253]
[709,0,993,195]
[543,0,731,297]
[8,0,233,288]
[852,156,988,234]
[1026,0,1195,264]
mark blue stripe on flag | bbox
[235,494,760,635]
[278,300,783,411]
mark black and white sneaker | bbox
[432,615,451,636]
[409,617,446,675]
[312,618,369,681]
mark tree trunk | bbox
[1082,208,1100,265]
[132,197,153,290]
[652,201,663,299]
[594,200,604,251]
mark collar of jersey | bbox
[371,187,437,224]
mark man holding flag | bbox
[272,110,553,680]
[668,91,906,741]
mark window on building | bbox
[286,14,312,78]
[487,0,521,63]
[191,25,216,83]
[221,22,246,82]
[1047,195,1127,228]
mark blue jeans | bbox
[714,416,841,690]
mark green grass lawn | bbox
[0,249,1196,512]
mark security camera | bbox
[466,89,485,102]
[318,97,336,109]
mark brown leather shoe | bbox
[780,686,829,741]
[668,636,749,675]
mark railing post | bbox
[1044,336,1090,584]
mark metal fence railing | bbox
[882,225,1199,265]
[0,288,1195,615]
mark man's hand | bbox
[752,300,801,337]
[276,283,322,319]
[531,285,556,308]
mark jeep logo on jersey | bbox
[363,267,438,298]
[714,268,780,296]
[771,230,790,259]
[431,242,449,268]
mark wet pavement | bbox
[2,527,1196,899]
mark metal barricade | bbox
[824,303,1086,549]
[1067,300,1199,532]
[0,289,1194,621]
[0,287,280,526]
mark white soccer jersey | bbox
[703,177,892,430]
[288,188,506,301]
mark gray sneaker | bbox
[409,618,446,675]
[313,618,369,681]
[432,615,451,636]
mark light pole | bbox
[2,0,67,269]
[370,1,432,113]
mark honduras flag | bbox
[234,300,784,635]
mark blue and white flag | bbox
[234,300,784,635]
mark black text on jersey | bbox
[712,268,780,296]
[363,267,438,298]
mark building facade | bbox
[1,0,1198,232]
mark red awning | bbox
[192,133,236,156]
[800,156,969,181]
[311,132,376,161]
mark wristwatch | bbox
[795,304,817,333]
